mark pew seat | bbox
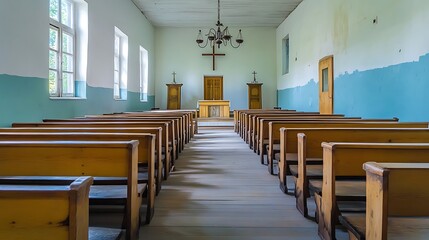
[0,177,123,240]
[338,162,429,240]
[339,215,429,240]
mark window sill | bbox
[114,98,127,101]
[50,97,87,100]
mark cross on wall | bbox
[202,46,225,71]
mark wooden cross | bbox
[202,46,225,71]
[172,71,176,83]
[252,71,257,82]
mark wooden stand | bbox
[247,82,263,109]
[166,83,183,110]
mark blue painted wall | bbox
[277,79,318,112]
[277,53,429,121]
[0,74,155,127]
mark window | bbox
[49,0,75,97]
[114,27,128,100]
[140,46,148,102]
[282,35,290,75]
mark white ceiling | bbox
[132,0,303,28]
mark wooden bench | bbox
[260,117,385,166]
[243,111,322,143]
[317,142,429,240]
[252,114,351,152]
[12,121,176,178]
[0,177,122,240]
[43,117,182,158]
[264,118,402,169]
[122,110,195,144]
[0,127,164,191]
[0,131,156,225]
[236,109,296,138]
[277,122,429,194]
[291,128,429,217]
[0,140,143,240]
[339,162,429,240]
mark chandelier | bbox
[196,0,244,49]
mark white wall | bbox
[86,0,155,95]
[0,1,48,78]
[276,0,429,90]
[155,27,277,110]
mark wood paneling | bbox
[132,0,303,27]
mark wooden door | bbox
[204,76,223,100]
[319,56,334,114]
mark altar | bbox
[198,100,230,118]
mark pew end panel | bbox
[0,177,93,240]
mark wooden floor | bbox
[139,126,324,240]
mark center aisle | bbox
[140,127,317,240]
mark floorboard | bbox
[139,127,335,239]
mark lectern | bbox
[166,83,183,109]
[247,82,263,109]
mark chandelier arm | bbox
[229,39,241,48]
[195,0,243,49]
[206,28,217,36]
[197,40,209,48]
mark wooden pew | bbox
[277,122,429,193]
[125,110,196,143]
[0,140,143,240]
[292,128,429,217]
[339,162,429,240]
[92,114,186,151]
[317,143,429,240]
[0,127,164,191]
[0,177,122,240]
[0,132,156,225]
[252,114,351,152]
[340,162,429,240]
[263,118,399,163]
[243,111,321,143]
[44,117,183,156]
[12,121,175,177]
[236,109,296,138]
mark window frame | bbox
[49,0,76,98]
[139,46,148,102]
[282,35,290,75]
[113,27,128,100]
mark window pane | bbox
[113,82,120,99]
[49,70,58,96]
[61,0,73,28]
[62,54,73,72]
[49,50,58,69]
[140,47,148,101]
[62,32,73,54]
[49,28,58,50]
[115,36,120,56]
[49,0,59,21]
[114,56,119,71]
[322,68,329,92]
[62,72,74,96]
